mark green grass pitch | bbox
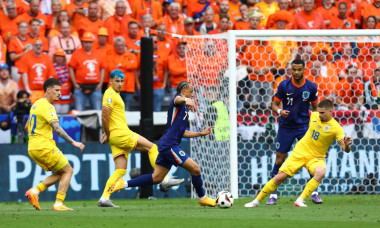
[0,195,379,228]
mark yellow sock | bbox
[36,182,47,193]
[256,179,278,202]
[147,144,158,169]
[101,169,126,198]
[55,191,66,204]
[300,178,320,200]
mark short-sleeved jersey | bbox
[159,95,188,150]
[28,98,59,151]
[293,112,345,158]
[102,87,129,132]
[274,77,318,129]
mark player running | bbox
[98,70,183,207]
[245,99,352,207]
[25,78,85,211]
[108,81,216,207]
[267,59,322,205]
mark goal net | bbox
[184,30,380,199]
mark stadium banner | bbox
[239,139,380,196]
[0,143,190,202]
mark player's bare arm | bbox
[174,96,195,111]
[339,136,352,153]
[183,127,214,138]
[50,121,85,151]
[272,99,289,118]
[101,106,111,144]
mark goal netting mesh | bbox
[184,31,380,198]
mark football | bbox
[216,191,234,208]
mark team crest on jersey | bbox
[324,125,330,132]
[51,111,55,116]
[107,98,112,104]
[276,142,280,149]
[179,150,185,156]
[302,91,310,100]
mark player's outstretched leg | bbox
[182,158,215,207]
[98,169,126,207]
[266,152,286,205]
[295,166,324,207]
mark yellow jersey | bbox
[102,87,129,132]
[293,112,345,158]
[28,98,59,151]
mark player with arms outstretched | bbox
[109,81,216,207]
[25,78,85,211]
[98,70,183,207]
[245,99,352,207]
[267,59,321,205]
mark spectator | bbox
[218,0,230,22]
[77,1,104,38]
[94,27,113,92]
[362,46,380,82]
[106,36,138,111]
[151,34,168,112]
[98,0,132,21]
[335,65,364,110]
[0,36,6,63]
[46,0,62,30]
[289,0,303,15]
[336,0,361,27]
[28,19,49,53]
[53,48,72,114]
[228,0,242,18]
[247,0,257,9]
[65,0,89,29]
[131,0,162,24]
[236,9,264,53]
[199,9,217,35]
[297,45,313,66]
[182,17,201,35]
[158,2,185,35]
[294,0,326,29]
[305,61,334,101]
[156,23,174,55]
[335,43,361,78]
[168,41,187,98]
[48,10,79,38]
[49,21,82,63]
[0,1,22,43]
[255,0,279,27]
[330,2,356,29]
[0,90,31,143]
[361,0,380,29]
[187,0,217,25]
[363,69,380,109]
[8,21,33,82]
[124,21,141,55]
[139,14,155,37]
[0,63,17,114]
[104,0,134,43]
[364,15,378,29]
[209,14,230,34]
[266,0,296,29]
[18,0,48,37]
[316,0,338,29]
[17,39,56,103]
[233,4,250,30]
[69,32,104,111]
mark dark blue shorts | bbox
[155,145,189,170]
[275,126,307,153]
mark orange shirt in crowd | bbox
[187,0,218,18]
[228,1,242,18]
[7,36,34,64]
[336,0,362,24]
[65,1,89,29]
[157,15,185,35]
[233,20,250,30]
[0,36,7,62]
[76,17,105,38]
[152,51,168,90]
[94,43,113,83]
[330,16,356,29]
[104,14,134,43]
[106,50,138,93]
[158,37,174,55]
[0,15,22,43]
[335,78,364,104]
[255,1,279,27]
[168,53,187,88]
[16,51,56,90]
[69,48,104,84]
[243,41,278,82]
[28,34,49,52]
[131,0,163,23]
[18,11,48,37]
[316,6,338,29]
[362,2,380,29]
[124,34,142,51]
[294,10,326,29]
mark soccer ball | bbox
[216,191,234,208]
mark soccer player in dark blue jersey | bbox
[108,81,216,207]
[266,59,322,205]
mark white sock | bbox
[253,199,260,205]
[312,191,318,196]
[100,197,109,201]
[199,196,206,201]
[54,202,63,207]
[296,197,303,202]
[123,182,128,188]
[32,188,39,195]
[269,194,278,199]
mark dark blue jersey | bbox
[159,95,189,150]
[274,77,318,129]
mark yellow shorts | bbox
[28,147,69,173]
[279,151,326,177]
[109,130,140,160]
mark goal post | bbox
[185,30,380,199]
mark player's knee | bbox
[152,173,165,184]
[273,172,287,184]
[313,166,326,178]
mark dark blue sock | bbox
[191,175,205,198]
[271,163,280,195]
[127,174,153,187]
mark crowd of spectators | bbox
[0,0,378,116]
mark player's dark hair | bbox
[291,59,305,67]
[176,81,191,95]
[43,78,61,92]
[17,90,30,99]
[318,99,333,109]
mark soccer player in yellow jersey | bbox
[25,78,85,211]
[98,70,183,207]
[245,99,352,207]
